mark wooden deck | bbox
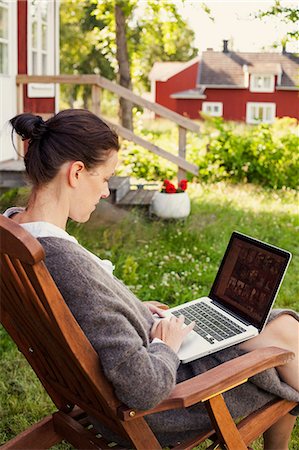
[0,159,27,189]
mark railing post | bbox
[16,82,24,158]
[91,84,101,116]
[178,126,187,181]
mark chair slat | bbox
[2,257,68,387]
[0,216,45,264]
[53,411,110,450]
[48,378,127,438]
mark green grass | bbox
[0,182,298,449]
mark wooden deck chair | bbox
[0,214,297,450]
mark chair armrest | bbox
[118,346,294,420]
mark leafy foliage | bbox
[59,0,116,107]
[193,117,299,189]
[131,1,197,89]
[118,117,299,190]
[256,0,299,44]
[120,139,177,181]
[59,0,197,104]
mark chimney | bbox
[223,40,229,53]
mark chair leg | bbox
[205,394,247,450]
[121,417,163,450]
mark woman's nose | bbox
[101,187,110,199]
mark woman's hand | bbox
[150,315,195,353]
[143,301,169,318]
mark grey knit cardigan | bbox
[39,237,299,447]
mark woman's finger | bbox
[183,321,196,336]
[178,314,185,324]
[151,305,166,317]
[151,301,169,310]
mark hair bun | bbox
[10,113,48,142]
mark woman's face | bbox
[69,150,118,223]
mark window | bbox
[0,1,8,74]
[202,102,223,117]
[250,75,275,93]
[28,0,55,97]
[246,103,276,124]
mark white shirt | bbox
[3,207,115,276]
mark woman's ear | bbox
[68,161,85,187]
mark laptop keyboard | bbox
[171,302,246,344]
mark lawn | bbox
[0,182,298,449]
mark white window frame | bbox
[0,0,17,162]
[27,0,55,98]
[246,102,276,124]
[202,102,223,117]
[250,74,275,93]
[0,0,9,75]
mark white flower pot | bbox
[151,192,191,219]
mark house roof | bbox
[246,63,282,75]
[197,51,299,88]
[170,87,206,99]
[149,56,200,82]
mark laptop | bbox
[161,231,291,363]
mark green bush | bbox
[192,117,299,189]
[120,139,177,181]
[118,117,298,190]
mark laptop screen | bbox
[209,232,291,331]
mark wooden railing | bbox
[16,74,199,179]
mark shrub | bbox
[117,116,298,189]
[120,140,177,181]
[190,117,299,189]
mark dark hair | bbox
[10,109,119,186]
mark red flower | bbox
[178,179,188,191]
[165,183,177,193]
[161,179,188,194]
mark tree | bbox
[257,1,299,46]
[87,0,136,129]
[114,1,134,130]
[60,0,115,108]
[59,0,197,123]
[132,1,197,90]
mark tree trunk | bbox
[115,3,133,131]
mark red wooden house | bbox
[149,56,200,111]
[0,0,59,163]
[150,41,299,123]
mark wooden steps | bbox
[108,176,158,208]
[118,189,157,207]
[107,176,130,204]
[0,162,158,211]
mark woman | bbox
[4,109,299,449]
